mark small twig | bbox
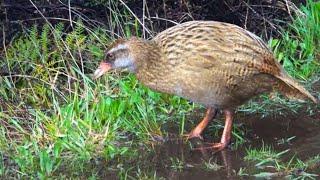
[2,23,16,89]
[241,1,278,31]
[118,0,152,36]
[68,0,73,28]
[142,0,146,38]
[144,0,154,33]
[149,17,179,25]
[244,1,249,29]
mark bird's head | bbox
[93,37,142,79]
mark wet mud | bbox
[124,109,320,179]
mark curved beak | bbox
[93,62,112,79]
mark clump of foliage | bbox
[0,19,193,178]
[244,144,319,179]
[240,0,319,115]
[271,0,320,79]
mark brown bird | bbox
[94,21,317,150]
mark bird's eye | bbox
[106,53,114,60]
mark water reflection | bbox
[132,111,320,179]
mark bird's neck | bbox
[131,39,169,89]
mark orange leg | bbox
[211,109,233,150]
[186,107,217,140]
[195,109,234,151]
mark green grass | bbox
[0,19,193,178]
[239,0,320,116]
[244,144,319,179]
[270,0,320,79]
[245,144,290,170]
[169,157,185,172]
[0,0,319,179]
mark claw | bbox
[183,107,217,141]
[192,142,229,152]
[183,131,204,140]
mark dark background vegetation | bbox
[1,0,307,42]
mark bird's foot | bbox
[183,130,203,140]
[193,142,229,152]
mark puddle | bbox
[120,109,320,179]
[243,110,320,158]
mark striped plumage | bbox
[94,21,317,150]
[125,21,316,108]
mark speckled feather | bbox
[107,21,317,109]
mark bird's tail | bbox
[274,71,317,103]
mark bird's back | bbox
[140,21,316,108]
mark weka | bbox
[94,21,317,150]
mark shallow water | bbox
[119,109,320,179]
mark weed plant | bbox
[245,144,319,179]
